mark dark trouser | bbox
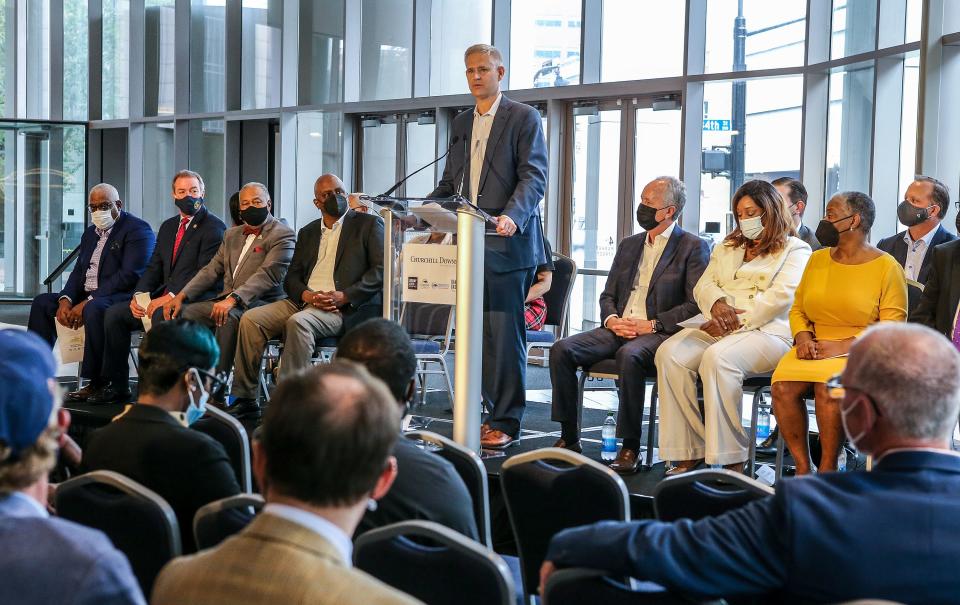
[102,301,165,383]
[483,266,537,437]
[549,327,666,441]
[28,291,132,379]
[180,300,244,374]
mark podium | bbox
[362,195,494,452]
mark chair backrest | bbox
[500,447,630,599]
[545,568,708,605]
[355,520,515,605]
[653,469,773,522]
[404,430,492,547]
[402,302,454,340]
[191,405,252,492]
[55,470,181,596]
[193,493,265,551]
[543,252,577,333]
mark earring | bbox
[366,498,378,512]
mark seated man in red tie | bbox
[88,170,227,404]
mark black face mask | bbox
[175,195,204,216]
[636,204,668,231]
[240,205,269,227]
[323,193,348,218]
[896,200,933,227]
[815,214,856,248]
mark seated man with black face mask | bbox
[163,182,295,380]
[549,177,710,474]
[229,173,385,420]
[82,319,242,553]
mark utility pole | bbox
[730,0,747,199]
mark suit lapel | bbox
[949,246,960,324]
[893,234,908,266]
[334,212,354,271]
[622,237,644,295]
[648,227,682,289]
[234,219,272,279]
[171,208,206,269]
[478,98,510,195]
[921,226,948,279]
[98,212,127,280]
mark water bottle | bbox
[601,412,618,461]
[756,408,770,442]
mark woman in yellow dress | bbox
[771,191,907,474]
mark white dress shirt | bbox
[233,233,258,279]
[83,226,114,293]
[306,215,345,293]
[903,226,938,282]
[606,222,676,326]
[262,503,353,566]
[470,92,503,204]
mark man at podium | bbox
[429,44,548,449]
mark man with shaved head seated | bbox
[28,182,156,402]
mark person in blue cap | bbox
[0,329,144,605]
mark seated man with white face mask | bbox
[82,319,241,553]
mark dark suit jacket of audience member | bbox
[61,211,156,303]
[284,210,385,332]
[796,224,822,251]
[355,437,479,541]
[877,224,956,286]
[135,206,226,300]
[547,450,960,603]
[598,226,710,334]
[82,404,242,553]
[911,238,960,338]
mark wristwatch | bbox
[651,319,664,333]
[228,292,244,308]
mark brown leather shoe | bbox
[664,459,704,477]
[609,447,640,474]
[480,429,515,449]
[65,382,102,402]
[552,438,582,454]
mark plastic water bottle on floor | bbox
[601,412,617,461]
[757,408,770,443]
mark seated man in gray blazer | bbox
[228,173,384,420]
[164,182,295,379]
[550,177,709,473]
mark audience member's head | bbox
[840,323,960,456]
[228,191,243,226]
[818,191,874,247]
[725,179,794,255]
[171,169,206,217]
[137,319,220,421]
[335,318,417,411]
[347,192,369,214]
[313,173,348,221]
[636,177,685,231]
[255,361,399,514]
[900,175,950,227]
[238,182,273,228]
[771,177,808,225]
[0,330,68,497]
[88,183,123,230]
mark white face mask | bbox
[740,214,765,240]
[184,368,209,426]
[92,209,116,231]
[840,397,871,453]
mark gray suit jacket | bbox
[797,224,821,251]
[181,216,296,307]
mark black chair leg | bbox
[645,384,658,470]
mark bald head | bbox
[314,174,346,202]
[347,193,368,213]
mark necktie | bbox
[242,226,262,237]
[172,217,190,264]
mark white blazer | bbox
[694,236,811,340]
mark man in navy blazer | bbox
[27,183,155,402]
[550,178,709,473]
[542,322,960,604]
[89,170,226,404]
[429,44,548,448]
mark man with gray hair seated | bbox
[542,322,960,603]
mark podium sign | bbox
[402,243,457,304]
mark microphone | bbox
[379,135,460,198]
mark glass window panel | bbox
[704,0,806,74]
[404,120,436,197]
[298,0,343,105]
[360,0,413,101]
[430,0,491,96]
[825,65,875,199]
[633,107,682,234]
[0,1,7,116]
[831,0,878,59]
[189,119,226,221]
[569,109,621,333]
[26,0,51,119]
[145,0,175,116]
[897,53,920,227]
[601,0,684,81]
[511,0,581,90]
[190,0,225,113]
[905,0,922,42]
[699,76,804,239]
[296,112,342,230]
[141,123,175,228]
[242,0,282,110]
[63,0,88,120]
[361,121,398,197]
[102,0,130,120]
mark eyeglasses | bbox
[194,368,230,402]
[88,201,115,213]
[826,373,882,416]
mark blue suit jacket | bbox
[134,206,226,299]
[877,224,956,286]
[0,492,144,604]
[60,211,156,303]
[598,225,710,334]
[547,450,960,604]
[429,94,548,273]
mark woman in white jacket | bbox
[654,180,811,474]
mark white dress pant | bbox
[654,328,790,465]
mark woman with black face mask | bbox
[770,191,907,475]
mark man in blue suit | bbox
[27,183,155,402]
[91,170,226,403]
[541,322,960,604]
[550,177,709,473]
[429,43,548,449]
[0,329,143,604]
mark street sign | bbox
[702,119,732,131]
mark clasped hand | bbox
[303,290,345,313]
[702,299,746,337]
[606,317,653,339]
